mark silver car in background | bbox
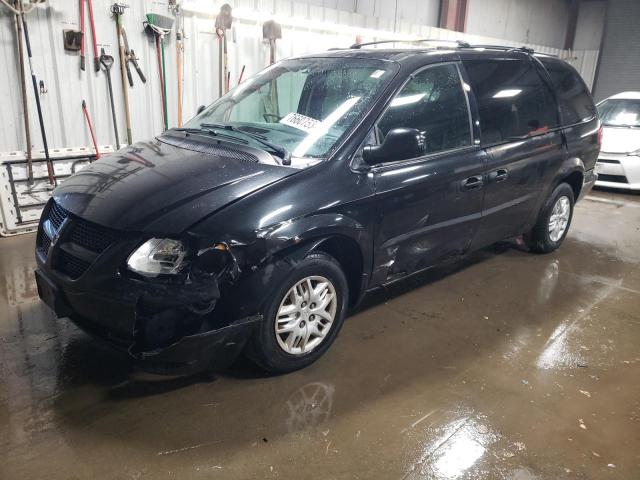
[595,91,640,191]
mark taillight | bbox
[597,124,603,148]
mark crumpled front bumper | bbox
[34,267,261,375]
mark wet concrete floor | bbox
[1,189,639,479]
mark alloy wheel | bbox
[548,195,571,242]
[275,276,337,355]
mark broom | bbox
[144,13,174,131]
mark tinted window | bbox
[540,58,596,125]
[377,63,471,155]
[463,58,558,144]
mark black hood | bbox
[53,136,298,235]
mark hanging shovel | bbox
[262,20,282,120]
[100,48,120,150]
[262,20,282,65]
[215,4,233,97]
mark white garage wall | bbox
[573,0,605,51]
[0,0,598,156]
[298,0,440,28]
[466,0,570,49]
[592,0,640,101]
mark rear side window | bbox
[462,58,559,144]
[539,58,596,125]
[377,63,471,156]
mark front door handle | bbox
[490,168,509,183]
[461,175,483,191]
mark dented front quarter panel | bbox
[187,157,378,315]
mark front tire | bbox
[525,183,575,253]
[246,252,348,373]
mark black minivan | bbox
[35,43,600,374]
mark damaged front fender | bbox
[131,314,261,375]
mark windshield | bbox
[597,98,640,127]
[185,57,398,166]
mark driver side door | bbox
[368,62,488,284]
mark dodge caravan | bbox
[35,43,601,374]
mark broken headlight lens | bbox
[127,238,187,277]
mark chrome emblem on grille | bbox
[42,217,67,256]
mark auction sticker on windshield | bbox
[280,113,320,133]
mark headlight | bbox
[628,149,640,156]
[127,238,187,277]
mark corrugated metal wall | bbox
[592,0,640,102]
[466,0,570,49]
[0,0,600,156]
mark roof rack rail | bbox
[347,40,559,57]
[350,38,471,49]
[464,44,534,54]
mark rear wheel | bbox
[246,252,348,373]
[525,183,575,253]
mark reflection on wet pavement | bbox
[1,189,639,479]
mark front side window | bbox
[597,98,640,127]
[186,58,398,165]
[539,58,596,125]
[375,63,472,157]
[463,58,559,144]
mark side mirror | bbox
[196,105,206,115]
[362,128,425,165]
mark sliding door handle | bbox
[490,168,509,183]
[461,175,483,191]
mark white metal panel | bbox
[466,0,570,49]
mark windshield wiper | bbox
[201,123,292,165]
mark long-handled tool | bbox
[237,64,246,86]
[145,13,174,131]
[262,19,282,65]
[215,4,232,97]
[100,48,120,150]
[171,1,185,127]
[81,100,100,160]
[111,3,132,144]
[121,28,146,87]
[19,1,55,186]
[12,0,33,184]
[263,20,282,122]
[79,0,99,72]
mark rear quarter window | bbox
[462,58,559,145]
[539,58,596,125]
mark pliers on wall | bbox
[121,27,146,86]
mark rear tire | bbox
[525,183,575,253]
[246,252,348,374]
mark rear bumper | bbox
[595,154,640,191]
[35,267,260,375]
[579,167,598,200]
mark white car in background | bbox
[595,91,640,191]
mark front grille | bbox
[49,200,69,229]
[57,250,92,279]
[37,200,126,280]
[36,229,51,256]
[598,174,628,184]
[69,218,124,253]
